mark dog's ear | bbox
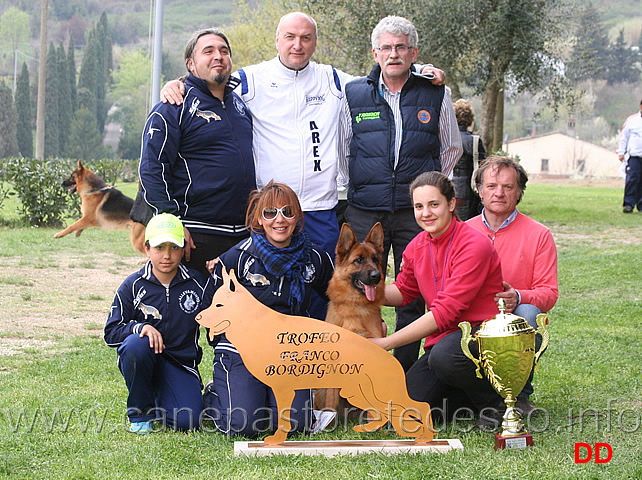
[221,266,237,292]
[335,223,357,261]
[76,159,84,170]
[365,222,384,253]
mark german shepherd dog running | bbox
[54,160,145,254]
[314,222,387,415]
[195,267,433,445]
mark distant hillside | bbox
[576,0,641,44]
[2,0,639,48]
[0,1,638,87]
[0,0,236,77]
[1,0,234,47]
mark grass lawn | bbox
[0,182,640,479]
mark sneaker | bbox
[623,205,633,213]
[515,397,537,417]
[129,421,153,434]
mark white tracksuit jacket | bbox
[235,57,355,212]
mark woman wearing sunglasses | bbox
[203,181,334,438]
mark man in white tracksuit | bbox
[234,12,353,257]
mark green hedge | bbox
[0,157,139,227]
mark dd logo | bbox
[574,443,612,463]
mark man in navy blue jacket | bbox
[343,16,462,373]
[139,28,255,276]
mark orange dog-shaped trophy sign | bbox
[195,267,435,445]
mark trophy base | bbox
[494,432,533,450]
[235,439,464,456]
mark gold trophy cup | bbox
[459,299,549,449]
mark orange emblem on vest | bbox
[417,110,431,124]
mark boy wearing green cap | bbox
[105,213,214,433]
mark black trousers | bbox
[405,328,502,421]
[184,231,248,277]
[624,155,642,211]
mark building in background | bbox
[504,131,621,179]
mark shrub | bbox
[81,158,139,185]
[86,158,124,186]
[3,157,75,227]
[0,162,11,211]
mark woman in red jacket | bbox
[371,171,504,426]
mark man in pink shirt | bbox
[467,155,558,416]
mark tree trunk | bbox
[481,81,499,153]
[493,84,504,152]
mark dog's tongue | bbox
[364,284,377,302]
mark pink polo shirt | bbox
[467,212,558,312]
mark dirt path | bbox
[0,254,142,355]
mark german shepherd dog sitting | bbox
[314,222,387,415]
[54,160,145,254]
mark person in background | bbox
[616,98,642,213]
[342,15,462,372]
[452,98,486,221]
[105,213,214,433]
[202,182,334,438]
[468,155,558,416]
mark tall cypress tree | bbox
[67,34,77,114]
[98,12,113,86]
[78,30,98,114]
[57,42,72,157]
[44,41,60,158]
[566,4,610,82]
[0,83,19,157]
[95,12,112,133]
[606,29,641,85]
[76,14,113,136]
[69,107,102,160]
[15,62,33,157]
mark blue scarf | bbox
[250,229,311,314]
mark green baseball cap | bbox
[145,213,185,247]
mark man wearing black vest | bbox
[341,16,462,373]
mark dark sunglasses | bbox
[261,206,296,221]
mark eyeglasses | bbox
[261,206,296,221]
[376,44,412,54]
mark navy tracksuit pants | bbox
[203,342,313,437]
[117,334,202,431]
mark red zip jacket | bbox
[395,219,502,349]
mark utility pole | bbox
[13,50,17,93]
[35,0,48,160]
[150,0,164,105]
